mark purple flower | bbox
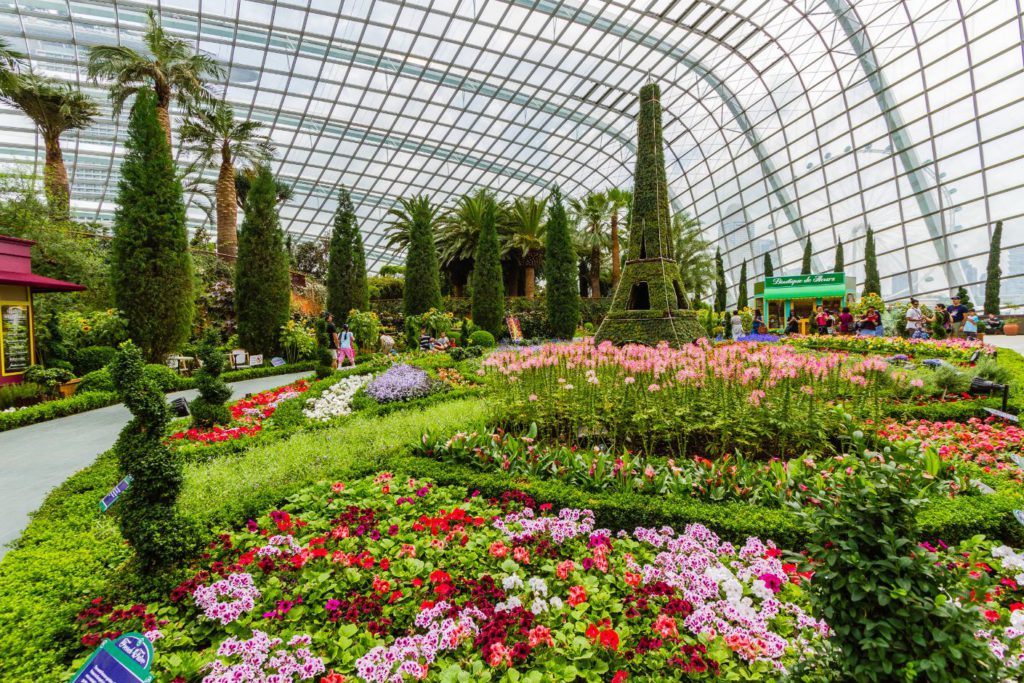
[365,364,433,403]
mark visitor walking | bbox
[338,324,356,367]
[730,310,744,339]
[905,299,932,339]
[325,312,339,369]
[948,295,967,337]
[963,308,979,341]
[838,307,854,335]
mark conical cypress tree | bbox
[984,221,1002,315]
[801,239,812,274]
[834,239,845,272]
[863,227,880,296]
[545,186,579,338]
[737,260,748,309]
[327,188,368,321]
[714,248,727,312]
[471,197,505,336]
[235,165,290,355]
[402,194,443,317]
[110,88,193,362]
[763,252,774,278]
[955,285,974,311]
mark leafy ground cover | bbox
[780,334,995,361]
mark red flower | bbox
[322,671,347,683]
[429,570,451,584]
[567,585,587,606]
[599,629,620,651]
[983,609,1000,623]
[611,672,629,683]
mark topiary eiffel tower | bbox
[595,82,705,347]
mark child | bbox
[963,308,979,341]
[338,324,357,367]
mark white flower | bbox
[301,375,372,421]
[528,577,548,596]
[751,579,774,602]
[549,596,563,611]
[502,574,524,591]
[530,598,548,615]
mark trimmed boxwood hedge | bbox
[0,391,119,432]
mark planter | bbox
[58,378,81,398]
[1005,323,1019,336]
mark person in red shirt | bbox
[815,306,829,334]
[838,307,854,334]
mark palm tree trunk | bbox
[452,282,463,297]
[590,246,601,299]
[43,134,70,219]
[524,265,536,298]
[154,84,173,152]
[610,211,620,287]
[216,156,238,259]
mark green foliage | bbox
[190,329,231,428]
[796,418,1001,682]
[109,88,194,361]
[984,221,1002,314]
[544,186,579,338]
[325,187,369,322]
[672,212,713,302]
[346,309,380,352]
[714,248,726,312]
[278,319,318,363]
[801,238,812,274]
[367,274,403,300]
[0,381,44,409]
[23,365,74,396]
[143,363,183,392]
[401,194,443,318]
[974,357,1012,385]
[71,345,117,375]
[470,195,505,336]
[834,239,845,272]
[0,390,118,432]
[763,252,773,278]
[235,164,290,355]
[468,329,495,348]
[737,259,748,309]
[955,285,974,312]
[863,227,881,296]
[109,341,197,572]
[77,367,115,394]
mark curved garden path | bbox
[0,372,310,559]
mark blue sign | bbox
[71,633,154,683]
[99,475,133,513]
[270,356,286,367]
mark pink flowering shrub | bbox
[483,340,913,458]
[74,475,831,681]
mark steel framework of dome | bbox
[1,0,1022,304]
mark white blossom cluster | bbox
[302,374,372,422]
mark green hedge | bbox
[0,391,119,432]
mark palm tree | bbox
[87,8,224,151]
[179,100,274,258]
[437,189,498,297]
[605,187,631,288]
[383,194,440,252]
[672,212,714,304]
[0,37,25,91]
[0,73,99,217]
[234,166,293,207]
[569,191,610,299]
[503,196,547,298]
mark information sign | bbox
[1,303,31,375]
[70,633,154,683]
[506,316,523,343]
[99,475,133,512]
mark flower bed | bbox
[169,380,309,444]
[876,417,1024,483]
[73,475,831,681]
[303,375,373,422]
[781,334,994,361]
[365,364,433,404]
[483,340,925,459]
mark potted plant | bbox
[23,366,76,399]
[1005,321,1019,336]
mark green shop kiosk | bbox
[753,273,857,333]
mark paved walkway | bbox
[0,372,310,557]
[987,334,1024,354]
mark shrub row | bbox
[0,391,119,432]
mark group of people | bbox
[905,295,998,340]
[418,327,453,352]
[773,306,884,336]
[324,312,357,368]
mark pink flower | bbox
[528,394,538,401]
[910,378,925,388]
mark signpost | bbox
[71,632,154,683]
[1,303,32,375]
[99,475,133,513]
[270,357,286,367]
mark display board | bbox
[1,302,32,376]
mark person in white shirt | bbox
[905,299,932,339]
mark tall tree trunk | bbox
[506,263,519,297]
[590,246,601,299]
[216,148,238,259]
[610,211,620,287]
[524,265,536,298]
[154,84,173,152]
[452,281,463,298]
[43,134,70,219]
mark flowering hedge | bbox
[169,380,309,444]
[73,475,832,681]
[483,340,915,459]
[781,334,994,361]
[365,364,434,404]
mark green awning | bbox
[762,273,846,301]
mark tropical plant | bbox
[737,260,748,309]
[278,319,318,364]
[801,238,812,274]
[325,187,368,322]
[234,166,293,208]
[470,197,504,336]
[0,36,25,90]
[235,165,290,355]
[436,189,494,296]
[293,237,329,279]
[569,191,609,299]
[984,221,1002,315]
[87,8,224,150]
[763,252,774,278]
[545,186,579,339]
[110,88,193,362]
[606,188,631,288]
[346,309,380,353]
[714,247,727,312]
[383,194,439,253]
[401,195,443,317]
[863,227,880,296]
[179,100,273,258]
[503,196,546,298]
[0,73,98,216]
[672,211,714,303]
[834,238,845,272]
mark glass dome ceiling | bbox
[1,0,1021,303]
